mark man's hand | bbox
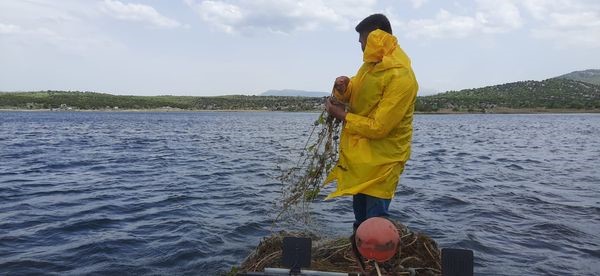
[325,97,347,121]
[334,76,350,94]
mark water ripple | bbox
[1,112,599,275]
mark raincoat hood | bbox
[363,29,411,72]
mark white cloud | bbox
[475,0,522,32]
[549,12,600,28]
[520,0,600,27]
[0,22,50,37]
[401,0,522,39]
[189,1,243,33]
[521,0,600,47]
[1,22,122,55]
[399,0,600,47]
[532,28,599,48]
[185,0,377,34]
[0,23,22,34]
[521,0,555,20]
[409,0,428,9]
[523,0,600,48]
[0,1,123,55]
[402,10,477,39]
[101,0,183,28]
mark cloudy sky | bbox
[1,0,599,96]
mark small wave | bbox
[432,195,470,207]
[579,247,600,258]
[523,158,542,164]
[436,170,459,176]
[426,149,447,156]
[38,160,98,171]
[0,259,70,275]
[456,184,485,193]
[153,247,207,269]
[452,233,509,255]
[529,222,588,240]
[464,177,483,183]
[225,222,270,243]
[57,217,121,233]
[505,164,524,170]
[395,186,416,196]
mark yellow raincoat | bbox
[324,29,418,200]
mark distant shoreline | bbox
[415,108,600,114]
[0,108,272,113]
[2,108,599,114]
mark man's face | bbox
[359,31,369,52]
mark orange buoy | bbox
[355,217,400,262]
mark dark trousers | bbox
[352,193,391,231]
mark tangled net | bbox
[238,220,441,275]
[276,106,342,222]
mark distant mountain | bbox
[557,69,600,85]
[418,87,442,96]
[261,89,329,97]
[417,77,600,112]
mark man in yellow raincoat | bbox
[324,14,418,232]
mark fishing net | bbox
[239,221,441,275]
[276,107,342,222]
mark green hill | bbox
[557,69,600,85]
[3,72,600,113]
[0,91,322,111]
[416,78,600,112]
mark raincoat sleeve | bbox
[332,77,355,103]
[344,71,416,140]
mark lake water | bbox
[1,111,599,275]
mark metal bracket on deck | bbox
[282,237,312,275]
[442,248,474,276]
